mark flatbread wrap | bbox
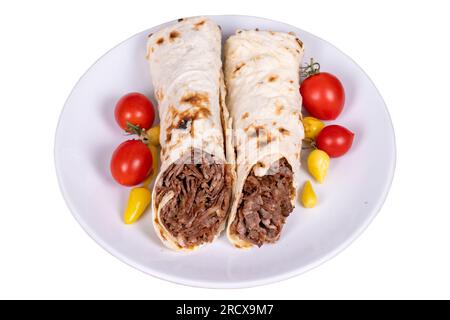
[224,29,305,248]
[147,17,234,251]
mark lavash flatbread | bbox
[147,17,234,251]
[224,29,305,248]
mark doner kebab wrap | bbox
[147,17,234,251]
[224,29,305,248]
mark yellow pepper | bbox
[303,117,325,140]
[142,144,159,187]
[300,180,317,208]
[123,187,151,224]
[307,149,330,183]
[146,125,160,146]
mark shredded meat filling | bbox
[231,158,294,246]
[155,152,232,248]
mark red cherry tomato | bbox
[300,72,345,120]
[114,92,155,131]
[316,125,354,158]
[110,140,153,186]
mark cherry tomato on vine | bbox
[110,140,153,186]
[316,125,354,158]
[300,59,345,120]
[114,92,155,131]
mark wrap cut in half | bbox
[147,17,234,251]
[224,30,305,248]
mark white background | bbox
[1,0,449,299]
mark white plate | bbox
[55,15,395,288]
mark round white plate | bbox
[55,15,395,288]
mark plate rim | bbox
[54,14,396,289]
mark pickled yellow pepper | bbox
[307,149,330,183]
[300,180,318,208]
[146,125,160,146]
[302,117,325,140]
[123,187,151,224]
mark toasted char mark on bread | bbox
[245,125,267,144]
[165,132,172,144]
[177,118,189,130]
[234,62,245,74]
[180,91,210,108]
[147,33,153,38]
[156,37,164,45]
[178,107,211,122]
[268,75,278,82]
[295,37,304,48]
[255,161,265,169]
[193,20,206,30]
[169,30,180,41]
[164,98,211,143]
[257,132,273,148]
[168,105,178,117]
[178,18,184,22]
[275,102,284,115]
[173,114,197,138]
[278,127,290,136]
